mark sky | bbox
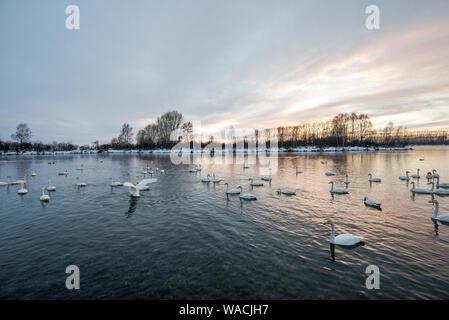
[1,0,449,145]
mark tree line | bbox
[1,112,448,152]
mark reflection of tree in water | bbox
[126,198,139,218]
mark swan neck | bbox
[433,202,439,219]
[330,223,335,243]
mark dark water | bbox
[1,147,449,299]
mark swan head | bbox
[224,182,228,186]
[364,196,368,201]
[328,181,334,185]
[248,178,253,181]
[323,219,334,226]
[238,186,242,189]
[417,168,420,172]
[406,170,410,173]
[411,181,415,187]
[368,173,372,177]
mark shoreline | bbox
[0,145,415,157]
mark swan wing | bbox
[335,234,363,246]
[437,214,449,222]
[136,178,157,189]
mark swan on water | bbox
[323,220,363,246]
[0,176,11,187]
[410,181,432,194]
[411,169,420,179]
[321,160,327,164]
[431,169,439,179]
[46,180,56,191]
[212,174,223,183]
[364,197,381,209]
[17,182,28,195]
[31,172,37,177]
[201,174,211,183]
[435,176,449,189]
[58,170,69,176]
[325,171,335,176]
[224,183,242,194]
[239,192,257,200]
[12,174,27,185]
[296,167,303,174]
[429,182,449,195]
[110,177,123,187]
[276,188,296,195]
[248,178,264,186]
[329,181,349,194]
[76,177,87,187]
[40,188,50,202]
[368,173,381,183]
[399,171,410,181]
[429,199,449,223]
[261,168,272,181]
[344,174,350,185]
[123,178,157,197]
[243,164,250,169]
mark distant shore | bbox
[0,145,415,156]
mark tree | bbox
[11,123,32,144]
[118,123,134,145]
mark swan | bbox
[410,181,432,194]
[189,167,198,173]
[276,188,296,195]
[110,177,123,187]
[40,188,50,202]
[399,171,410,181]
[31,172,37,177]
[344,174,350,185]
[46,180,56,191]
[76,177,87,187]
[0,176,11,187]
[321,160,327,164]
[426,172,433,180]
[243,164,250,169]
[411,169,420,179]
[12,174,27,185]
[435,176,449,189]
[429,182,449,195]
[368,173,381,183]
[325,171,335,176]
[224,183,242,194]
[323,220,363,246]
[58,170,69,176]
[431,169,439,179]
[248,178,264,186]
[195,164,202,172]
[261,168,272,181]
[17,182,28,195]
[212,174,223,183]
[429,199,449,223]
[364,197,381,209]
[123,178,157,197]
[296,167,303,174]
[239,192,257,200]
[329,181,349,194]
[201,174,211,183]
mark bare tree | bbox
[118,123,134,145]
[11,123,32,144]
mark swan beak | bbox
[428,200,435,203]
[323,221,329,225]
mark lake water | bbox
[1,146,449,299]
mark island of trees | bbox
[0,111,447,153]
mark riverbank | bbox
[0,145,413,156]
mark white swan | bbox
[329,181,349,194]
[201,174,211,183]
[324,220,363,246]
[368,173,381,183]
[411,169,420,179]
[321,160,327,164]
[344,174,350,185]
[364,197,381,209]
[17,182,28,195]
[410,181,432,194]
[276,188,296,195]
[40,188,50,202]
[224,183,242,194]
[399,171,410,181]
[296,167,303,174]
[123,178,157,197]
[429,199,449,223]
[429,182,449,195]
[12,174,27,185]
[212,174,223,183]
[431,169,439,179]
[239,193,257,200]
[325,171,335,176]
[31,172,37,177]
[248,178,263,186]
[76,177,87,187]
[110,177,123,187]
[58,170,69,176]
[0,176,11,187]
[435,176,449,189]
[195,164,201,172]
[46,180,56,191]
[261,168,272,181]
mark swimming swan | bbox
[46,180,56,191]
[329,181,349,194]
[435,176,449,189]
[248,178,264,186]
[364,197,381,209]
[429,199,449,223]
[40,188,50,202]
[399,171,410,181]
[411,169,420,179]
[344,174,350,185]
[276,188,296,195]
[17,182,28,195]
[410,181,432,194]
[368,173,381,183]
[324,220,363,246]
[224,183,242,194]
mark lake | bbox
[1,146,449,299]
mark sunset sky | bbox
[1,0,449,144]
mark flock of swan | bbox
[1,159,449,249]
